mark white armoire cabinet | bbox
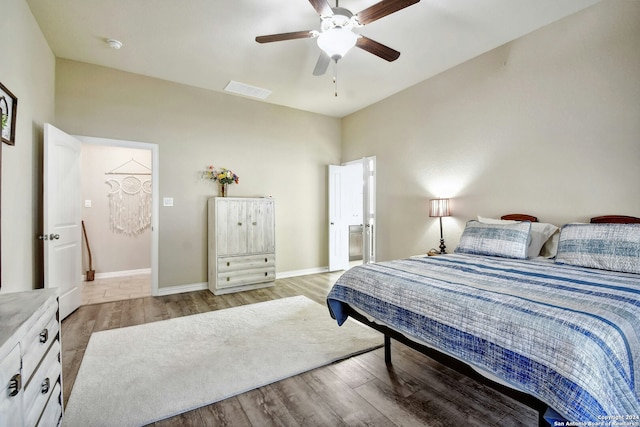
[208,197,275,295]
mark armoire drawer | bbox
[217,268,276,289]
[217,254,275,272]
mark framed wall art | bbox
[0,82,17,146]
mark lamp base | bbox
[439,238,447,254]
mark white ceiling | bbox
[26,0,600,118]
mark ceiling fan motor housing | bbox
[321,7,357,32]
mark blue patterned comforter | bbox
[326,254,640,421]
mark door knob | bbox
[49,234,60,240]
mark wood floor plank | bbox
[94,300,125,332]
[119,297,146,327]
[143,295,170,323]
[236,385,301,426]
[194,397,253,427]
[267,374,347,427]
[304,366,392,426]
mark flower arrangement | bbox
[202,166,239,185]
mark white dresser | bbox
[208,197,276,295]
[0,289,62,427]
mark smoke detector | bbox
[106,39,123,49]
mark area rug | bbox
[63,296,382,426]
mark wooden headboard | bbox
[501,214,538,222]
[590,215,640,224]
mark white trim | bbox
[82,268,151,281]
[75,135,160,298]
[276,267,329,279]
[154,268,330,296]
[157,282,208,296]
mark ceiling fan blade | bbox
[356,36,400,62]
[308,0,333,17]
[355,0,420,26]
[255,31,315,43]
[312,51,331,76]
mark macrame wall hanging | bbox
[105,158,152,236]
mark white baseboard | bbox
[83,268,151,281]
[157,282,208,296]
[154,267,330,296]
[276,267,329,279]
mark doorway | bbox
[328,156,376,272]
[76,136,159,303]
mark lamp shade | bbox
[317,28,358,60]
[429,198,450,217]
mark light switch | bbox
[84,200,92,208]
[163,197,174,207]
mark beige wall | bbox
[0,0,55,292]
[55,60,342,289]
[80,144,152,275]
[342,0,640,262]
[3,0,639,293]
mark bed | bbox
[326,214,640,425]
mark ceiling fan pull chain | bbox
[334,61,338,97]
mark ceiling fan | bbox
[255,0,421,77]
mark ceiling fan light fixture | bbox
[317,28,358,61]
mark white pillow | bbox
[477,216,558,258]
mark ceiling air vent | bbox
[224,81,272,100]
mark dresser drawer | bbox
[218,254,275,272]
[217,267,276,289]
[36,380,61,427]
[24,339,60,427]
[21,301,58,384]
[0,345,23,427]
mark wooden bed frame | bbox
[342,214,640,427]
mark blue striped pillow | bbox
[555,223,640,274]
[455,220,531,259]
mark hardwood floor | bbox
[61,272,538,427]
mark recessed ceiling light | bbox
[106,39,123,49]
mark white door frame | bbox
[76,135,160,297]
[344,156,376,264]
[328,156,376,271]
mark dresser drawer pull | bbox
[8,374,21,397]
[40,328,49,343]
[227,262,230,267]
[237,222,242,226]
[41,377,51,394]
[265,258,268,262]
[265,272,268,276]
[252,222,257,226]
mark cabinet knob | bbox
[40,328,49,344]
[41,377,50,394]
[237,222,243,226]
[252,222,257,226]
[8,374,21,397]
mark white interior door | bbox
[43,124,82,319]
[328,165,349,271]
[362,156,376,264]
